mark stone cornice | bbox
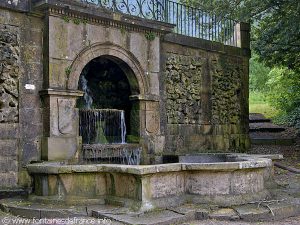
[31,0,175,36]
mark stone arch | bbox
[67,42,146,95]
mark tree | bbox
[182,0,300,72]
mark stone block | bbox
[209,208,239,220]
[61,174,97,197]
[0,139,18,157]
[110,173,139,200]
[0,124,19,139]
[49,16,69,59]
[145,110,160,134]
[167,124,179,135]
[6,205,40,219]
[0,158,18,172]
[0,172,18,187]
[20,138,41,166]
[153,135,165,154]
[148,36,160,73]
[95,174,107,196]
[41,136,81,161]
[85,23,106,49]
[186,172,230,195]
[231,170,264,194]
[149,173,185,199]
[129,32,148,71]
[107,27,127,49]
[19,93,41,110]
[22,45,42,64]
[212,135,226,151]
[48,58,69,89]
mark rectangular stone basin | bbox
[27,154,274,211]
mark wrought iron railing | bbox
[80,0,239,47]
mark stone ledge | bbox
[164,33,251,57]
[39,89,84,97]
[27,155,272,175]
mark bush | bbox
[249,56,271,92]
[266,67,300,113]
[266,67,300,130]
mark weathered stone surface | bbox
[209,208,239,220]
[0,172,18,187]
[0,139,18,157]
[187,172,231,195]
[210,55,243,125]
[0,24,20,123]
[149,173,185,199]
[165,54,203,125]
[231,170,264,194]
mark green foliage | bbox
[274,108,300,130]
[183,0,300,73]
[145,32,156,41]
[62,15,70,23]
[249,91,279,119]
[120,27,127,35]
[65,66,71,76]
[249,56,271,92]
[73,18,81,25]
[266,67,300,113]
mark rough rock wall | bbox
[0,7,44,188]
[0,25,20,123]
[210,55,243,125]
[165,54,203,125]
[162,39,250,154]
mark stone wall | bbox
[161,35,250,155]
[0,7,44,188]
[165,54,203,125]
[0,25,20,123]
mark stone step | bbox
[233,201,300,222]
[249,113,272,123]
[0,198,88,218]
[251,137,295,145]
[0,189,29,199]
[249,122,286,132]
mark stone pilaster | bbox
[40,89,83,161]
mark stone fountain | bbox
[79,108,141,165]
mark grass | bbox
[249,91,280,119]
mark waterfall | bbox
[82,144,142,165]
[79,109,127,144]
[121,110,126,144]
[79,71,93,109]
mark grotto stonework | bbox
[211,55,243,125]
[0,25,20,123]
[165,54,203,125]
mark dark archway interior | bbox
[77,56,134,136]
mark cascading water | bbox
[78,72,141,165]
[79,71,93,109]
[79,109,126,144]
